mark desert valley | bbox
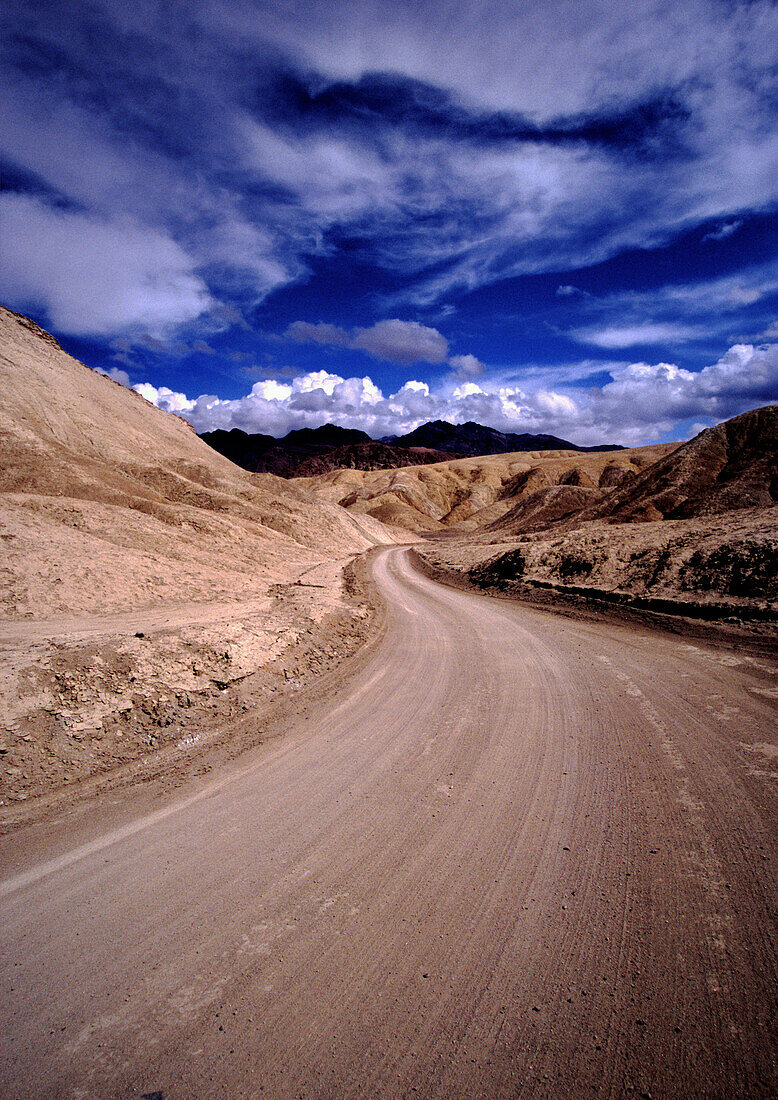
[1,307,776,1098]
[4,0,778,1093]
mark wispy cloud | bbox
[564,264,778,349]
[570,323,702,350]
[703,220,743,242]
[2,0,777,338]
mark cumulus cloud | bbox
[133,340,778,447]
[134,383,195,414]
[592,343,778,432]
[285,318,449,364]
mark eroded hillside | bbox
[0,308,400,810]
[299,443,677,533]
[413,407,778,620]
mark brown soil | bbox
[415,507,777,626]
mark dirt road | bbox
[2,547,776,1098]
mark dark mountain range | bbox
[383,419,623,456]
[200,425,371,477]
[294,442,457,477]
[201,420,623,477]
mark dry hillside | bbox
[299,443,677,533]
[0,307,400,810]
[3,303,774,811]
[413,406,778,619]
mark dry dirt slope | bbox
[298,400,777,618]
[297,441,677,533]
[417,406,778,620]
[0,307,400,811]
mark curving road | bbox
[2,547,777,1099]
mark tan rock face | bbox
[586,404,778,522]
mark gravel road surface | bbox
[2,547,776,1098]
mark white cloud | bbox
[727,287,763,307]
[0,193,211,336]
[579,265,778,320]
[703,220,742,242]
[452,382,486,399]
[227,2,778,305]
[592,342,778,432]
[238,0,778,121]
[293,370,343,396]
[286,322,350,347]
[134,340,778,448]
[562,264,778,352]
[353,320,448,364]
[238,119,393,221]
[449,353,485,377]
[570,322,701,349]
[251,380,294,401]
[3,0,777,339]
[134,383,196,413]
[285,318,449,364]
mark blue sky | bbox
[2,0,777,445]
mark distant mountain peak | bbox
[382,419,622,456]
[201,418,623,477]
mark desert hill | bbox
[489,404,777,538]
[410,406,777,615]
[299,444,675,533]
[587,404,778,523]
[0,307,398,613]
[3,302,775,810]
[0,307,400,807]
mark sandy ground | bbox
[0,554,390,821]
[2,547,776,1099]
